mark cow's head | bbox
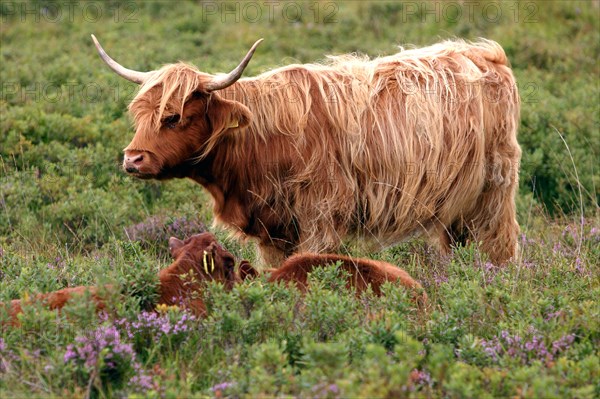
[167,232,240,288]
[92,35,261,179]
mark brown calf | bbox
[166,233,426,302]
[267,253,424,298]
[3,233,425,324]
[2,286,106,327]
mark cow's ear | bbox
[206,96,251,134]
[238,260,259,280]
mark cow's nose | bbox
[123,153,144,172]
[126,154,144,165]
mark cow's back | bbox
[219,40,520,264]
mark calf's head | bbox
[166,232,240,288]
[92,35,261,179]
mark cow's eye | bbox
[163,114,180,129]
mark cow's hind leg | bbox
[468,158,520,265]
[429,221,453,258]
[472,68,521,265]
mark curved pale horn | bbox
[205,39,264,91]
[91,34,151,84]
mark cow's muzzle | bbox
[123,152,144,174]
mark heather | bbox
[1,1,599,397]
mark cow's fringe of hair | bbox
[128,64,212,137]
[129,39,521,263]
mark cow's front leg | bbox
[256,242,289,269]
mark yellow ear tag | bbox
[203,250,209,274]
[156,303,168,314]
[211,256,215,273]
[228,119,239,129]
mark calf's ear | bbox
[238,260,259,280]
[168,237,185,255]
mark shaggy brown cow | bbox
[92,36,521,266]
[3,233,424,324]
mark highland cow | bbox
[92,36,521,266]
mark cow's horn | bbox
[91,34,150,84]
[205,39,263,91]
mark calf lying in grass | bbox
[262,253,424,297]
[164,233,426,303]
[4,286,107,325]
[3,233,425,324]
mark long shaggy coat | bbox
[123,39,521,265]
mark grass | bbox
[1,1,599,397]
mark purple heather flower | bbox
[63,345,77,363]
[131,374,153,391]
[311,382,342,398]
[522,260,536,269]
[480,261,500,282]
[63,325,135,370]
[544,310,563,321]
[552,242,562,255]
[0,338,17,374]
[434,274,448,285]
[520,233,537,246]
[328,384,340,394]
[411,369,432,386]
[210,381,236,392]
[551,334,575,355]
[562,224,579,241]
[574,257,584,273]
[479,338,502,361]
[480,328,575,365]
[125,215,207,246]
[46,256,65,270]
[122,310,196,345]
